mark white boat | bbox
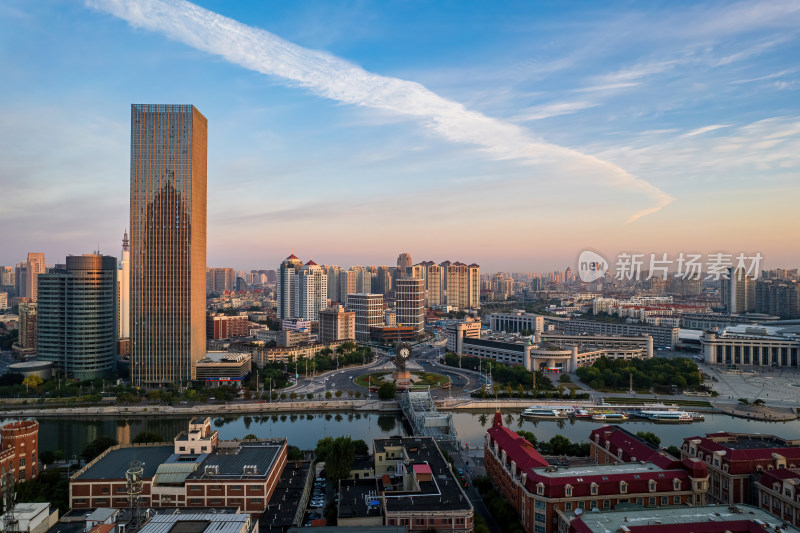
[639,410,693,423]
[522,407,568,419]
[592,412,629,421]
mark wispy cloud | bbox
[86,0,673,222]
[512,101,599,122]
[682,124,730,137]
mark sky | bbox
[1,0,799,273]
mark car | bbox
[309,502,324,508]
[463,482,470,489]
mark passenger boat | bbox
[522,407,568,419]
[573,409,592,419]
[591,411,629,421]
[638,410,693,423]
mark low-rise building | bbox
[207,313,251,339]
[569,504,799,533]
[319,304,355,344]
[251,341,347,366]
[701,331,800,368]
[0,503,58,533]
[446,319,482,354]
[560,319,678,350]
[70,417,287,518]
[486,414,708,533]
[0,420,39,482]
[194,352,251,386]
[337,437,474,533]
[681,432,800,505]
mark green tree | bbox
[21,375,44,391]
[335,390,343,399]
[636,431,661,447]
[132,431,165,444]
[378,382,396,400]
[325,391,332,399]
[81,436,118,462]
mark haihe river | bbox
[17,409,800,459]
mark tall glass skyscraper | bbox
[130,104,207,387]
[38,254,117,379]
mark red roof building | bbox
[590,425,680,470]
[756,468,800,527]
[486,416,708,533]
[681,432,800,505]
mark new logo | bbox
[577,250,608,282]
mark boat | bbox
[689,412,704,421]
[638,410,693,423]
[522,407,568,419]
[573,409,592,419]
[591,411,629,421]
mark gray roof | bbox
[138,513,251,533]
[189,442,283,480]
[76,446,174,480]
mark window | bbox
[534,500,545,510]
[590,482,598,495]
[230,485,243,491]
[620,481,628,494]
[661,497,668,505]
[19,458,25,467]
[673,496,680,504]
[536,483,544,496]
[565,502,572,511]
[636,498,643,505]
[210,498,222,505]
[649,480,657,492]
[249,498,262,504]
[603,500,610,509]
[578,501,585,509]
[534,512,545,523]
[648,497,656,506]
[190,499,202,505]
[565,484,573,497]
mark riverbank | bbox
[714,402,797,421]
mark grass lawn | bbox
[352,371,451,389]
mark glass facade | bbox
[130,104,207,387]
[37,255,117,379]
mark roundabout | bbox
[353,371,451,389]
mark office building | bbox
[347,293,384,342]
[130,104,207,387]
[207,267,235,293]
[326,265,343,303]
[37,254,117,379]
[319,304,355,343]
[339,269,357,302]
[0,292,7,311]
[118,231,130,340]
[277,254,303,319]
[25,252,45,302]
[441,261,480,310]
[206,313,250,339]
[489,311,544,334]
[373,265,393,297]
[395,278,424,336]
[194,352,251,385]
[15,262,27,299]
[396,252,412,274]
[297,260,328,321]
[561,318,678,349]
[721,267,755,314]
[0,266,13,296]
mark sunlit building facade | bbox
[130,104,207,387]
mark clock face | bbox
[398,347,410,358]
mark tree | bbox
[21,375,43,392]
[316,436,358,484]
[354,439,370,457]
[666,445,682,458]
[243,434,258,440]
[378,382,396,400]
[335,390,343,399]
[325,391,332,399]
[39,450,56,465]
[81,436,118,462]
[636,431,661,447]
[132,431,165,444]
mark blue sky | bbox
[1,0,799,272]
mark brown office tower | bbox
[130,104,207,387]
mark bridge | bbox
[399,389,458,443]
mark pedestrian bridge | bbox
[399,390,458,443]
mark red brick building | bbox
[485,413,708,533]
[590,425,680,469]
[756,468,800,527]
[0,420,39,482]
[207,313,251,339]
[681,432,800,505]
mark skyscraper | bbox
[347,293,384,342]
[297,260,328,321]
[38,254,117,379]
[118,231,130,340]
[26,252,45,302]
[277,254,303,319]
[720,267,755,314]
[130,104,207,387]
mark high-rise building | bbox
[14,262,27,299]
[326,265,343,303]
[0,292,7,310]
[755,280,799,319]
[0,266,13,294]
[441,261,481,310]
[14,302,37,355]
[373,266,393,296]
[277,254,303,319]
[38,254,117,379]
[297,260,328,321]
[395,278,424,336]
[25,252,45,302]
[347,293,384,342]
[339,270,357,303]
[118,231,130,340]
[319,304,356,343]
[397,252,412,272]
[720,267,755,314]
[206,267,235,293]
[130,104,207,387]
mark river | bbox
[13,409,800,459]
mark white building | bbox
[297,260,328,321]
[347,293,384,342]
[488,311,544,334]
[395,278,424,336]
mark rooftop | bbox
[570,504,800,533]
[187,441,283,480]
[75,445,174,481]
[338,478,382,519]
[138,512,252,533]
[262,461,312,527]
[531,461,662,478]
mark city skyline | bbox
[1,1,799,271]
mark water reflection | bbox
[16,408,800,459]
